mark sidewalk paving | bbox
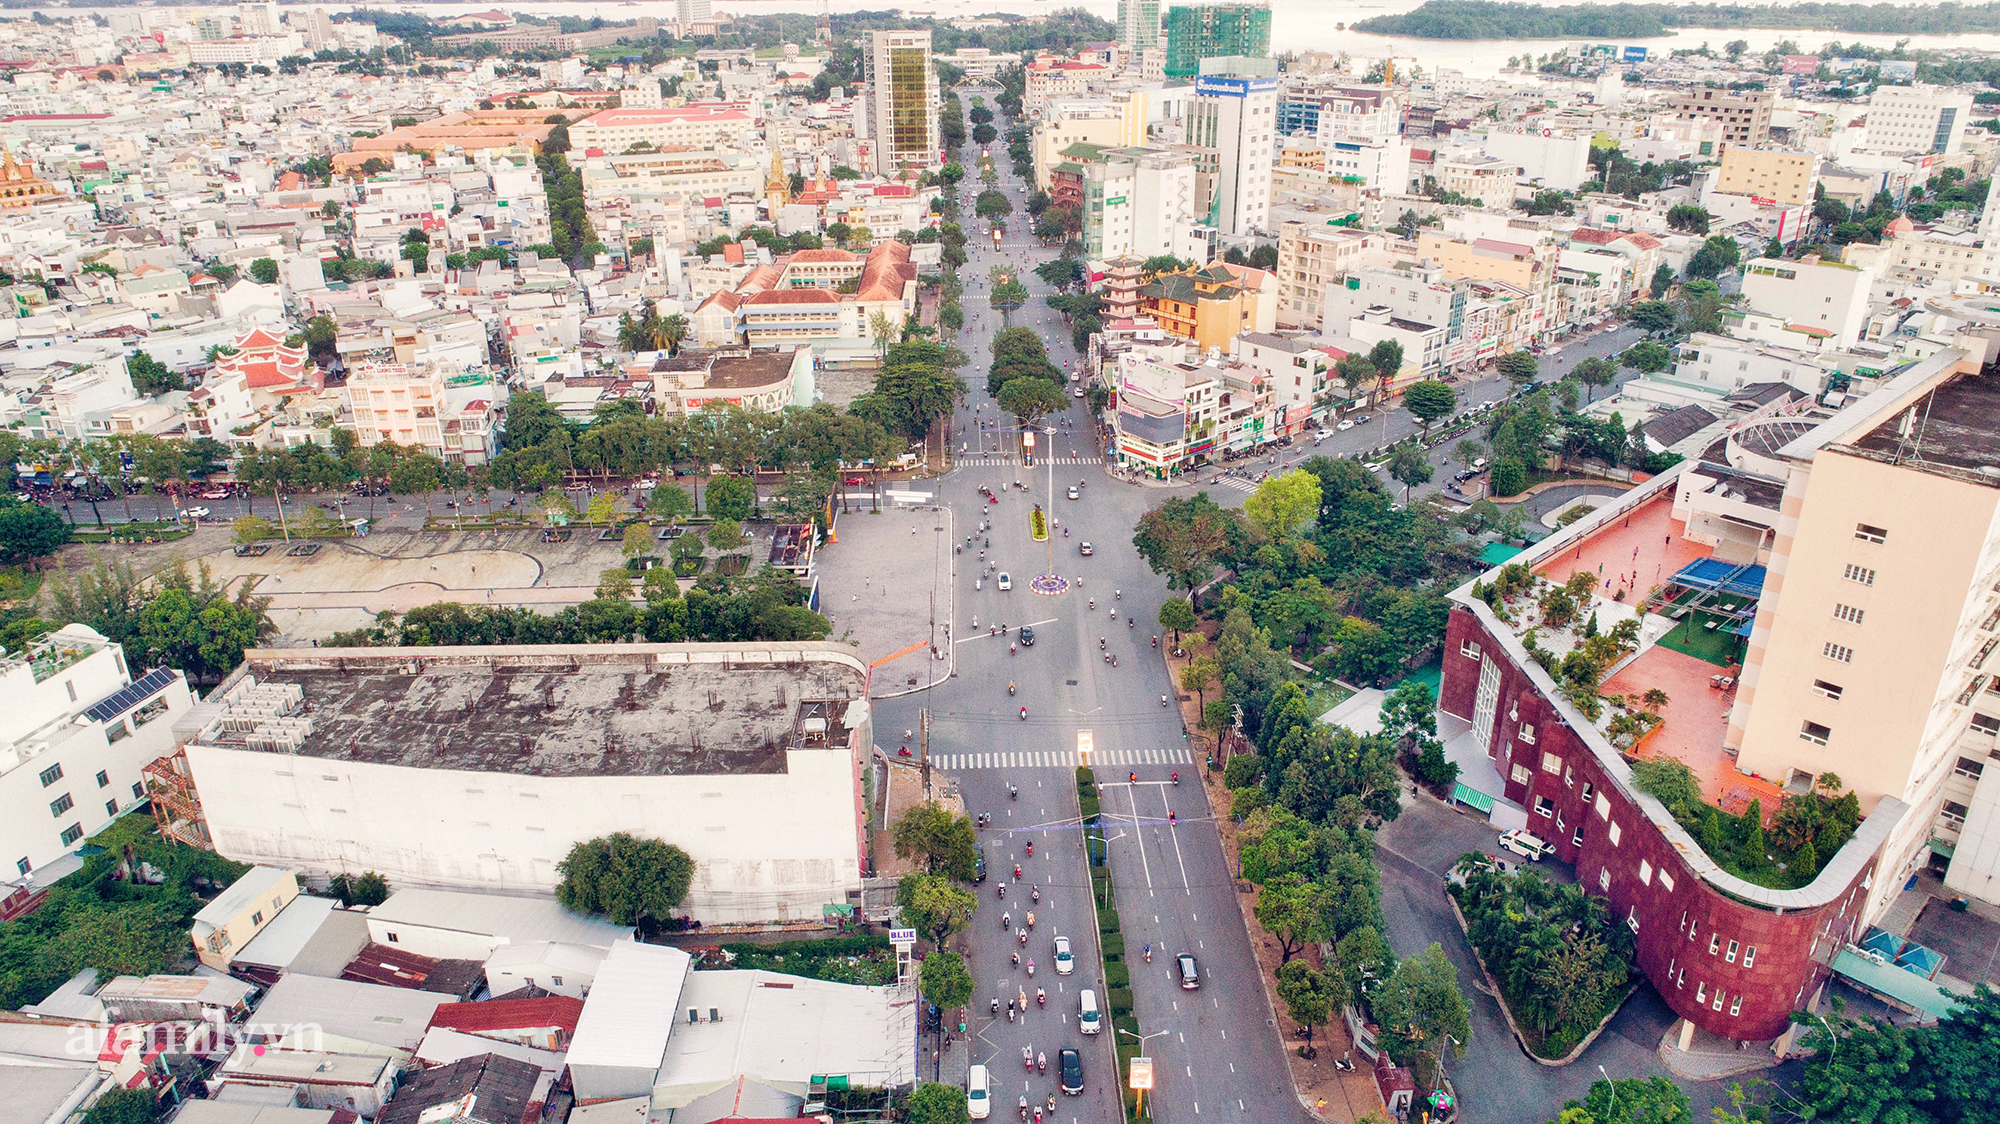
[820,502,957,697]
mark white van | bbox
[1078,989,1101,1035]
[1497,829,1552,861]
[968,1063,991,1119]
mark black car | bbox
[973,847,987,883]
[1059,1048,1083,1095]
[1020,626,1036,647]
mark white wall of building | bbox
[0,628,192,881]
[184,744,865,925]
[1481,129,1592,192]
[1189,74,1277,236]
[1740,257,1874,350]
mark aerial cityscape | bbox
[0,2,1996,1124]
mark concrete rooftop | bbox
[215,646,865,777]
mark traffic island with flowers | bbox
[1030,504,1048,541]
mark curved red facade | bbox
[1441,605,1886,1041]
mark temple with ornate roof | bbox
[0,148,59,211]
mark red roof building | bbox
[428,996,584,1052]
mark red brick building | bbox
[1439,468,1907,1044]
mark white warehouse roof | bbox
[568,940,692,1073]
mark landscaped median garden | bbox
[1447,855,1634,1060]
[1076,766,1146,1122]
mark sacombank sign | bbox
[1193,75,1277,97]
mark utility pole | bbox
[920,707,932,800]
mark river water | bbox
[43,0,2000,79]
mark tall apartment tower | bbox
[1721,345,2000,916]
[676,0,712,29]
[1118,0,1161,53]
[1163,3,1272,79]
[867,29,940,176]
[1188,74,1277,236]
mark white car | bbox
[1066,485,1079,500]
[1336,419,1356,432]
[1053,935,1074,975]
[967,1064,991,1119]
[997,572,1012,591]
[1363,460,1387,474]
[637,479,657,490]
[1072,387,1085,398]
[181,506,211,519]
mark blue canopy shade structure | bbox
[1671,557,1768,599]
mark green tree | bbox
[1555,1076,1692,1124]
[974,189,1013,218]
[622,522,653,557]
[704,475,755,521]
[1244,469,1323,540]
[907,1082,971,1124]
[1368,340,1406,389]
[1620,340,1673,375]
[1631,758,1702,820]
[0,495,71,561]
[1686,233,1741,280]
[328,870,390,906]
[127,350,182,395]
[996,375,1069,428]
[1496,351,1539,386]
[1158,595,1197,643]
[1627,300,1678,335]
[1649,263,1676,298]
[1572,356,1617,402]
[705,518,746,554]
[897,873,977,946]
[1401,380,1458,437]
[1665,204,1711,234]
[1181,655,1220,710]
[1388,444,1434,503]
[83,1089,158,1124]
[919,948,973,1010]
[1255,873,1327,964]
[1276,958,1338,1050]
[1133,493,1243,602]
[647,485,695,524]
[554,833,695,924]
[249,257,280,284]
[1371,943,1470,1088]
[1736,800,1769,870]
[891,802,979,881]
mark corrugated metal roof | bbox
[566,940,690,1070]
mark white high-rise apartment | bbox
[867,30,940,176]
[1117,0,1161,53]
[1082,147,1203,262]
[676,0,712,28]
[1865,84,1975,155]
[1717,343,2000,917]
[1187,73,1278,236]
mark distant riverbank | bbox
[1356,0,2000,40]
[29,0,2000,80]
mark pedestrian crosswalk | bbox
[926,745,1191,770]
[954,455,1105,467]
[1206,475,1256,493]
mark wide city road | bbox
[874,127,1307,1124]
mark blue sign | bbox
[1622,46,1648,62]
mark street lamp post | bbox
[1118,1028,1172,1118]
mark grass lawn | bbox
[1305,680,1355,716]
[1653,595,1748,668]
